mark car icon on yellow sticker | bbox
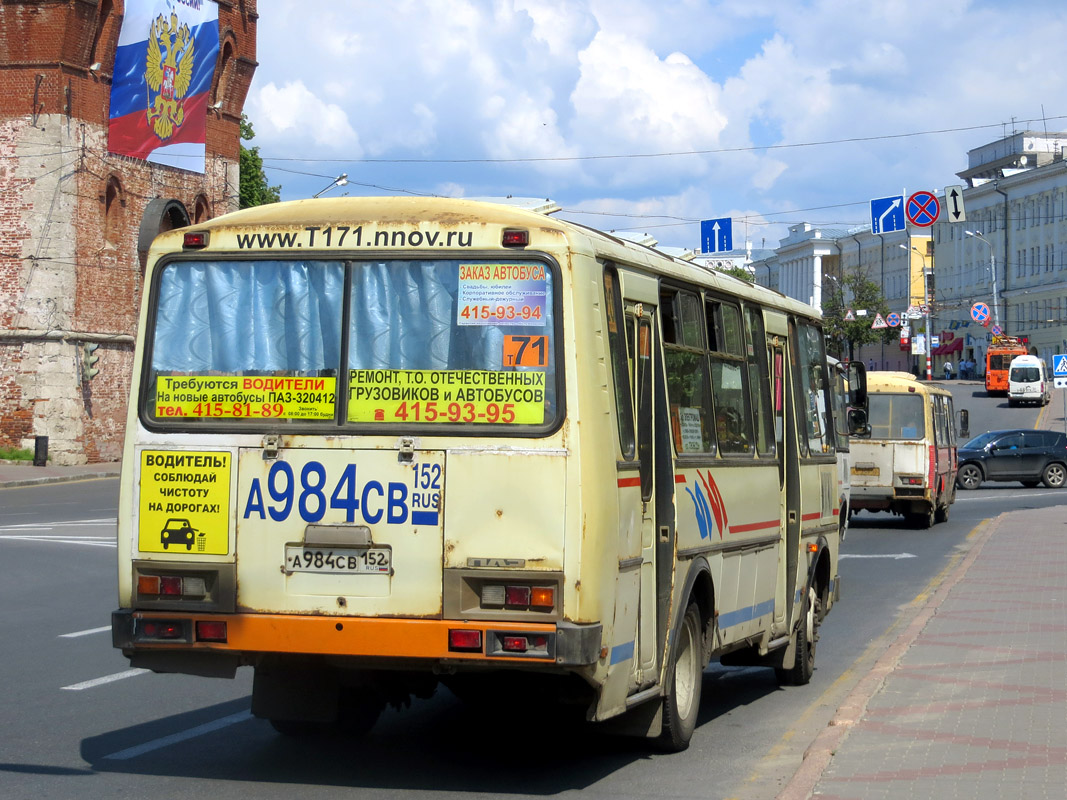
[160,518,197,550]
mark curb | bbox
[775,513,1003,800]
[0,470,121,489]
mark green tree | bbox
[239,115,280,209]
[716,264,754,282]
[821,270,894,360]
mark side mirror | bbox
[957,409,969,440]
[847,361,868,408]
[847,407,870,437]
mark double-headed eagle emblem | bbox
[145,12,194,141]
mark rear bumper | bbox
[113,610,602,670]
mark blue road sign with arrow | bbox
[870,195,905,235]
[700,217,733,253]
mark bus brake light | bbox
[501,229,529,247]
[449,629,482,652]
[196,621,227,642]
[183,231,209,249]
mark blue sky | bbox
[245,0,1067,251]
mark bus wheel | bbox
[935,501,950,523]
[335,687,385,738]
[777,586,817,686]
[659,602,703,752]
[907,506,935,529]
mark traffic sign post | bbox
[1056,355,1067,429]
[700,218,733,253]
[871,195,905,234]
[906,190,940,228]
[971,302,991,327]
[944,185,966,223]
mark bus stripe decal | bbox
[617,476,642,488]
[801,512,822,522]
[675,474,687,484]
[728,520,779,533]
[609,640,635,665]
[718,598,776,629]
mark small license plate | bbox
[285,545,392,574]
[852,466,879,476]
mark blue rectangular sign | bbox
[870,195,905,235]
[700,217,733,253]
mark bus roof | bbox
[867,371,954,396]
[152,196,821,321]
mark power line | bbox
[259,115,1067,166]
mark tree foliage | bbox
[821,270,894,359]
[239,115,281,209]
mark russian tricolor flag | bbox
[108,0,219,173]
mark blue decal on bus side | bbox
[609,640,635,665]
[717,598,776,630]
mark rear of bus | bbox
[986,341,1028,394]
[849,373,955,528]
[112,198,600,734]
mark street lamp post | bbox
[900,243,932,380]
[964,230,1000,331]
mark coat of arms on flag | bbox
[108,0,220,173]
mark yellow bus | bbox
[849,372,959,528]
[112,197,864,751]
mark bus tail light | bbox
[501,228,529,247]
[530,587,554,609]
[195,621,228,642]
[480,584,555,612]
[183,231,209,249]
[502,635,528,652]
[140,620,184,640]
[137,574,208,599]
[449,629,483,652]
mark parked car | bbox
[956,429,1067,489]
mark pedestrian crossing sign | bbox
[1054,354,1067,377]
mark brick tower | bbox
[0,0,258,464]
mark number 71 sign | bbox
[503,335,548,367]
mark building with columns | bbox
[752,130,1067,376]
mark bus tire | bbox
[658,602,703,752]
[777,586,816,686]
[935,501,949,523]
[907,506,935,529]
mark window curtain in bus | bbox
[152,261,345,373]
[348,261,555,373]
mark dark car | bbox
[956,429,1067,489]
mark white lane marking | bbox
[0,517,116,531]
[839,552,916,560]
[0,535,116,547]
[62,668,150,691]
[59,625,112,638]
[103,711,254,761]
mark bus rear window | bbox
[867,393,924,440]
[145,258,558,430]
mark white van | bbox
[1007,355,1051,407]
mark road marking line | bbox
[0,535,116,547]
[59,625,112,638]
[62,668,150,691]
[103,711,254,761]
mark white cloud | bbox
[249,81,359,152]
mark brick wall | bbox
[0,0,258,464]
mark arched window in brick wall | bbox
[212,32,238,110]
[194,194,211,223]
[104,175,126,247]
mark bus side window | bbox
[604,267,635,459]
[744,306,774,456]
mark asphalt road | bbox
[2,384,1064,799]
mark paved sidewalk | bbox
[0,460,121,487]
[781,505,1067,800]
